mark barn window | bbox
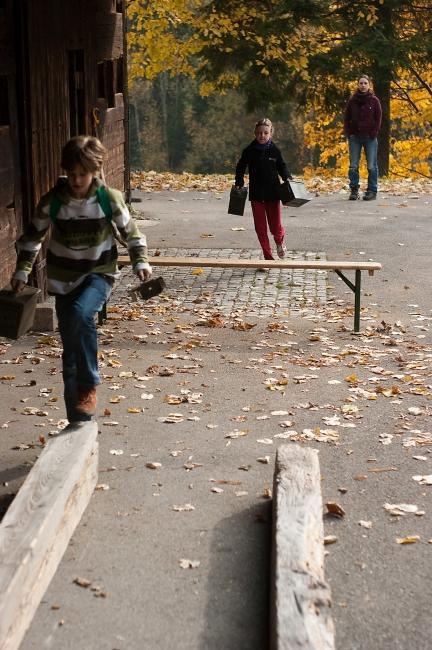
[97,60,115,108]
[68,50,85,136]
[116,56,123,94]
[0,76,10,126]
[111,0,123,13]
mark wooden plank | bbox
[0,421,98,650]
[270,445,335,650]
[118,255,382,272]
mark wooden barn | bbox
[0,0,128,297]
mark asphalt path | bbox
[1,186,431,650]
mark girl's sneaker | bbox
[276,244,286,259]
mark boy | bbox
[10,135,152,423]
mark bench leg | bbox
[98,301,107,325]
[335,269,362,332]
[354,269,361,333]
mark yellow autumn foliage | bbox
[127,1,432,178]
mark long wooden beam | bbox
[270,445,335,650]
[0,421,98,650]
[119,255,382,274]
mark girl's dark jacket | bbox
[235,141,290,202]
[344,90,382,139]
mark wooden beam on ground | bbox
[118,255,382,274]
[0,421,98,650]
[270,444,335,650]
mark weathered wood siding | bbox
[25,0,125,204]
[0,4,22,289]
[0,0,126,295]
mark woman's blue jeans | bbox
[55,274,112,422]
[348,135,378,193]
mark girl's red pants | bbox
[251,200,285,260]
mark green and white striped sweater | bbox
[13,177,150,295]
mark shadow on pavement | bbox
[199,500,272,650]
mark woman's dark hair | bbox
[358,74,370,82]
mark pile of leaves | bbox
[131,171,432,196]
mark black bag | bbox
[278,179,311,207]
[133,277,166,301]
[228,186,248,216]
[0,285,40,339]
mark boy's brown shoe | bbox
[76,386,97,415]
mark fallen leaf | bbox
[157,413,184,423]
[408,406,422,416]
[326,502,346,518]
[384,503,418,516]
[225,429,248,439]
[396,535,420,544]
[359,520,372,529]
[146,462,162,469]
[73,577,92,588]
[412,474,432,485]
[173,504,195,512]
[179,558,200,568]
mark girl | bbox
[235,118,292,260]
[10,135,152,423]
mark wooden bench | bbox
[107,255,382,332]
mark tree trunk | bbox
[374,76,391,176]
[374,1,393,176]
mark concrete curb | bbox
[270,444,335,650]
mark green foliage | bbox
[127,0,432,177]
[129,78,307,174]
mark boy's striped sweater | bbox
[13,177,150,295]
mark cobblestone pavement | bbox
[115,248,328,318]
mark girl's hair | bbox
[357,74,370,82]
[61,135,107,173]
[254,117,273,133]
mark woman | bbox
[344,75,382,201]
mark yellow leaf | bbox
[396,536,420,544]
[191,268,204,275]
[127,407,142,413]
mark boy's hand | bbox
[137,268,152,282]
[10,278,25,293]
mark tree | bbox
[195,0,432,175]
[127,0,432,176]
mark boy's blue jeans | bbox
[348,135,378,193]
[55,274,112,422]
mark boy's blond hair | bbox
[61,135,107,173]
